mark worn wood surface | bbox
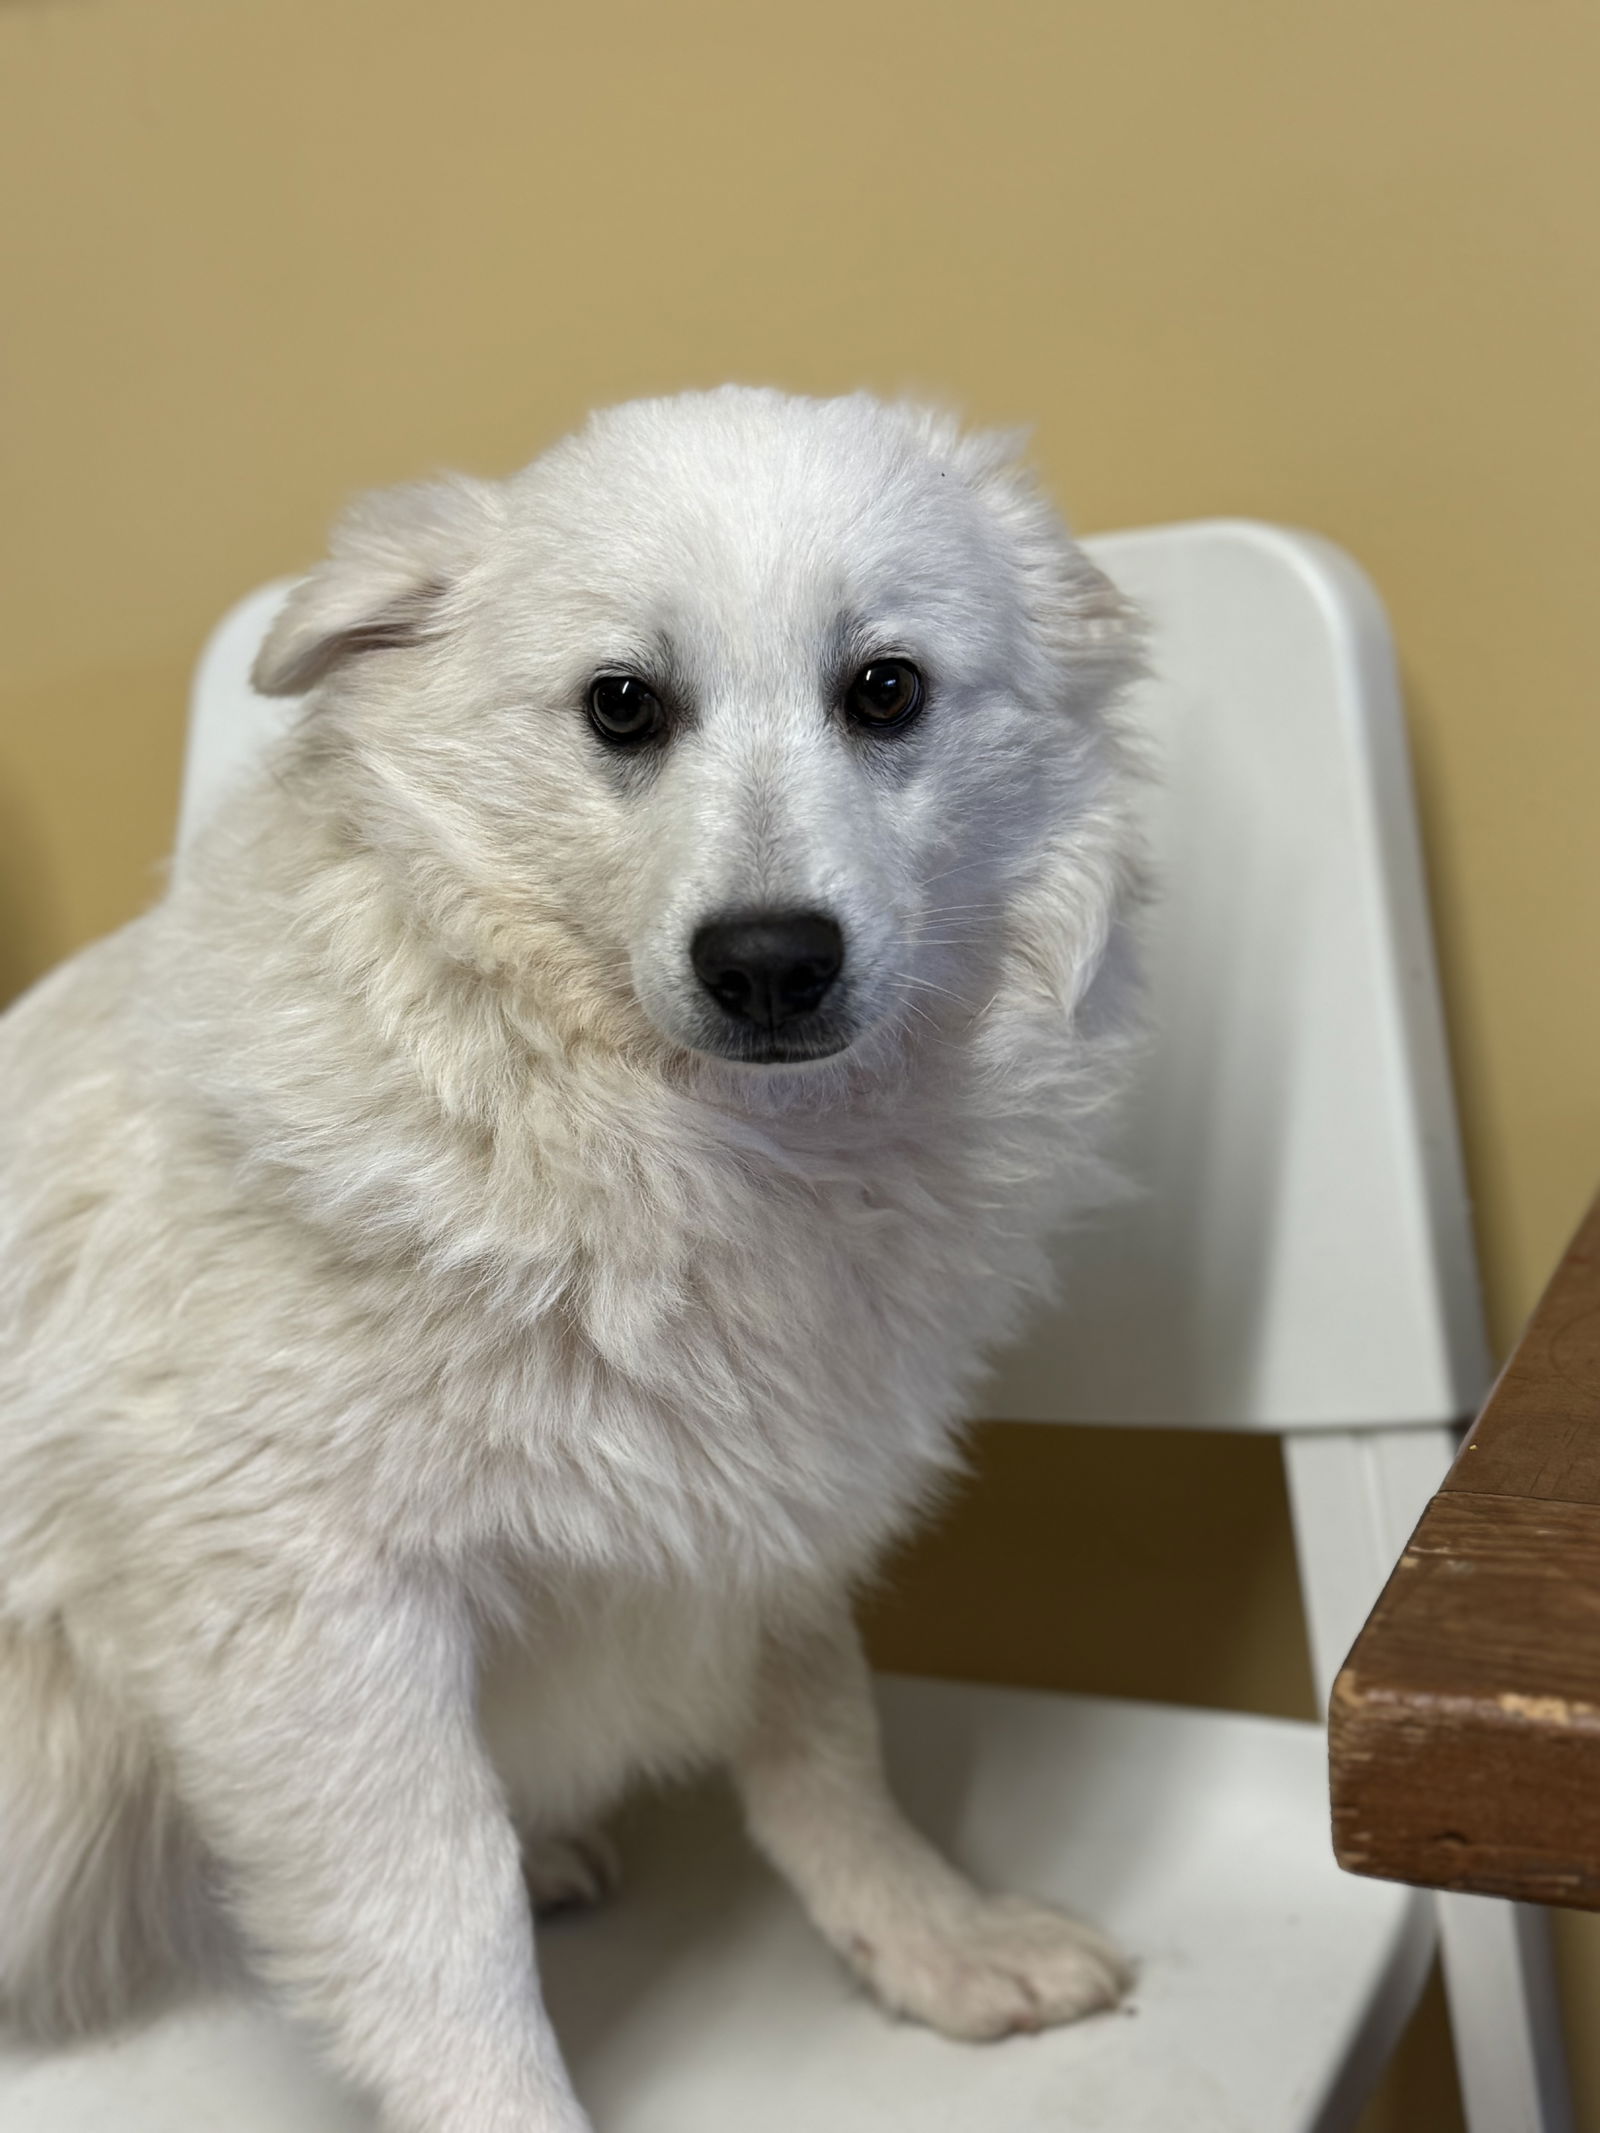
[1331,1191,1600,1907]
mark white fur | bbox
[0,388,1142,2130]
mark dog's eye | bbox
[587,675,665,746]
[846,659,924,733]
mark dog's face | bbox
[255,390,1136,1081]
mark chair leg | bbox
[1437,1894,1574,2133]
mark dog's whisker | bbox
[884,990,954,1048]
[892,971,970,1010]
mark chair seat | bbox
[0,1677,1432,2133]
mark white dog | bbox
[0,388,1142,2131]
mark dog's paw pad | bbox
[521,1828,621,1918]
[851,1895,1130,2040]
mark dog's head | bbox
[254,389,1139,1085]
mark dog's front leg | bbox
[148,1570,588,2133]
[731,1603,1129,2040]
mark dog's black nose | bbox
[691,913,844,1028]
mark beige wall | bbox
[3,0,1597,2122]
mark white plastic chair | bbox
[0,521,1572,2133]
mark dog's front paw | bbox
[846,1893,1130,2040]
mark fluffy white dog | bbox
[0,387,1142,2131]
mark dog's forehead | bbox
[503,400,1014,661]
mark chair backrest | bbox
[181,520,1489,1438]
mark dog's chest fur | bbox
[252,1055,1020,1593]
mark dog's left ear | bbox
[252,475,501,697]
[955,426,1145,717]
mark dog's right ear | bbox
[252,475,502,697]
